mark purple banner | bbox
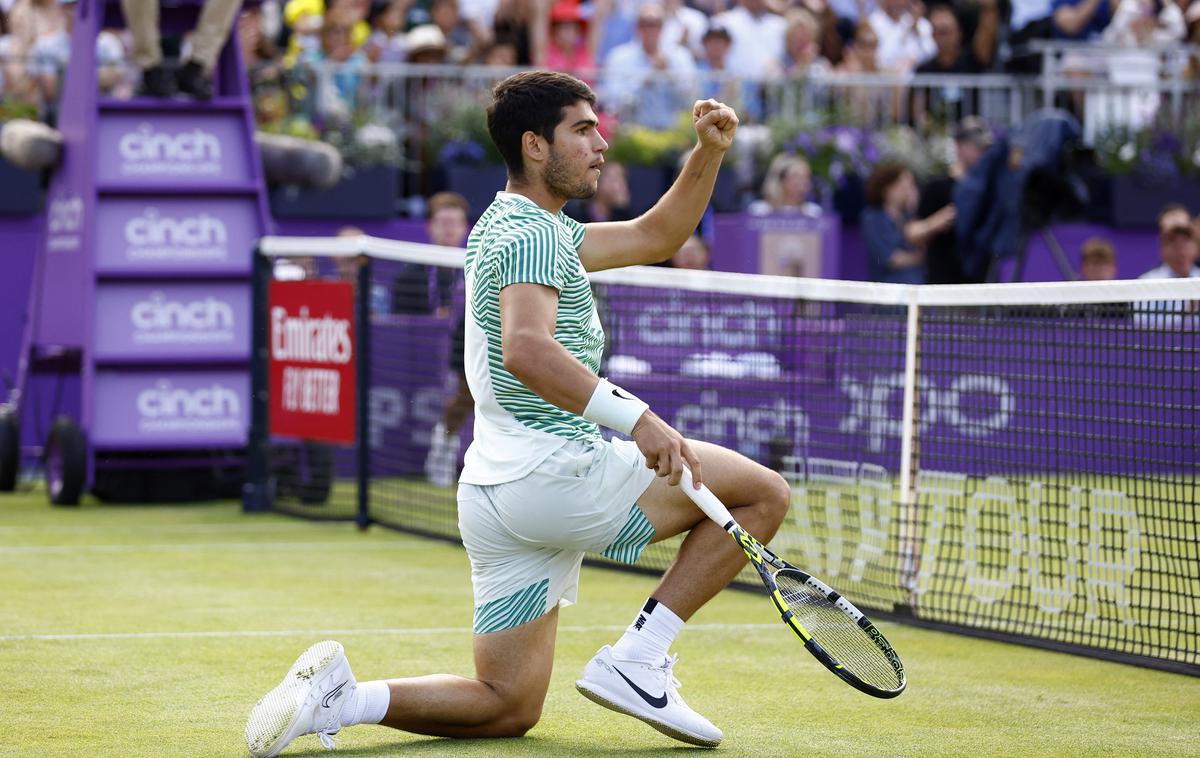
[95,197,259,274]
[96,113,251,185]
[94,283,250,361]
[35,189,91,347]
[712,212,842,278]
[92,369,249,449]
[364,316,453,475]
[360,297,1197,484]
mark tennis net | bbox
[250,235,1200,676]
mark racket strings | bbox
[776,573,901,690]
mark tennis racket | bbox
[680,468,906,698]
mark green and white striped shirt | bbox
[459,192,605,485]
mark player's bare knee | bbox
[487,702,542,737]
[759,471,791,534]
[473,679,544,736]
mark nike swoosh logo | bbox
[611,389,633,400]
[321,681,347,709]
[613,666,668,709]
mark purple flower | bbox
[834,129,858,155]
[439,139,486,165]
[1151,134,1182,161]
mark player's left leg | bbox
[575,439,789,746]
[245,609,560,756]
[376,606,559,737]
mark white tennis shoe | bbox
[575,645,723,747]
[245,640,356,757]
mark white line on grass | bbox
[0,541,428,554]
[0,624,780,643]
[0,522,327,535]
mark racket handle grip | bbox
[679,467,737,531]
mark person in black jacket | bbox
[919,117,991,283]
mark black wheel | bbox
[0,407,18,492]
[45,416,86,506]
[296,442,333,505]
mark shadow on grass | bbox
[286,735,709,757]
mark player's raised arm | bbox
[577,100,739,272]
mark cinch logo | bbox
[629,297,784,351]
[129,292,235,345]
[118,123,221,164]
[675,390,810,463]
[48,193,84,233]
[137,380,241,419]
[47,193,84,251]
[271,306,353,365]
[122,207,229,261]
[125,207,228,247]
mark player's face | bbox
[543,101,608,201]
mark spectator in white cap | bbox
[407,22,448,62]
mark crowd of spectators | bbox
[0,0,1198,285]
[3,0,1199,121]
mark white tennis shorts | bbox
[457,437,658,634]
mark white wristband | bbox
[582,378,649,436]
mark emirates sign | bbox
[268,280,356,444]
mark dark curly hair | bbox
[486,71,597,181]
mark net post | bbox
[896,288,921,607]
[355,252,372,531]
[243,244,272,513]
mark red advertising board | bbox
[268,280,356,444]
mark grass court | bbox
[1,490,1198,757]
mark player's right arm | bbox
[576,100,738,273]
[500,282,702,486]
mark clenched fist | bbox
[692,99,738,153]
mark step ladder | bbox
[1,0,270,504]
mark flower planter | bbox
[1110,174,1200,228]
[442,163,740,215]
[710,166,742,213]
[443,164,509,217]
[0,157,42,215]
[626,166,671,216]
[270,164,399,219]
